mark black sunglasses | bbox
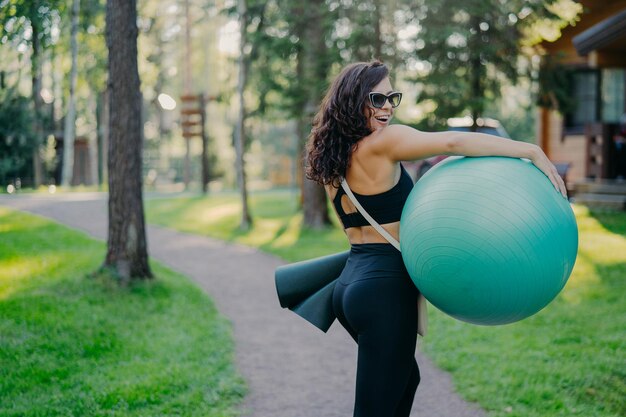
[369,92,402,108]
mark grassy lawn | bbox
[146,191,625,417]
[0,207,245,417]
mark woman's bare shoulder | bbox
[382,124,419,138]
[363,124,414,155]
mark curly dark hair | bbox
[306,61,390,187]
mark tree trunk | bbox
[295,35,305,205]
[386,0,399,69]
[61,0,80,187]
[469,16,484,132]
[183,0,192,190]
[104,0,152,281]
[234,0,252,230]
[302,148,330,228]
[470,53,482,132]
[30,1,43,188]
[51,45,62,137]
[98,89,110,187]
[373,0,382,59]
[200,94,210,194]
[300,1,330,228]
[88,92,99,185]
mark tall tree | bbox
[297,0,332,228]
[405,0,575,130]
[336,0,400,66]
[405,0,515,129]
[235,0,252,229]
[104,0,152,280]
[61,0,79,187]
[82,0,108,186]
[245,0,337,228]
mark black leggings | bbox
[333,243,420,417]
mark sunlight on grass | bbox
[270,213,303,248]
[579,230,626,263]
[561,253,600,305]
[0,207,67,299]
[561,205,626,304]
[0,222,16,233]
[239,218,286,246]
[0,256,63,300]
[197,203,241,225]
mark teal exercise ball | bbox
[400,156,578,325]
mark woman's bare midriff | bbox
[344,222,400,245]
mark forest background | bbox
[0,0,582,229]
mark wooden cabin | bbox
[537,0,626,208]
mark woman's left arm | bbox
[374,125,567,198]
[449,133,567,197]
[449,131,536,158]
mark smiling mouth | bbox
[375,114,391,123]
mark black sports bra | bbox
[333,164,414,229]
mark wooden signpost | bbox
[180,94,210,193]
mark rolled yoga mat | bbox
[275,250,350,332]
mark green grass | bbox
[146,191,625,417]
[0,207,245,417]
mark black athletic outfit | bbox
[332,164,420,417]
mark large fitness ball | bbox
[400,156,578,325]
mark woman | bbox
[305,60,566,417]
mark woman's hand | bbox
[529,147,568,198]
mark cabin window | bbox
[601,69,626,123]
[565,70,599,132]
